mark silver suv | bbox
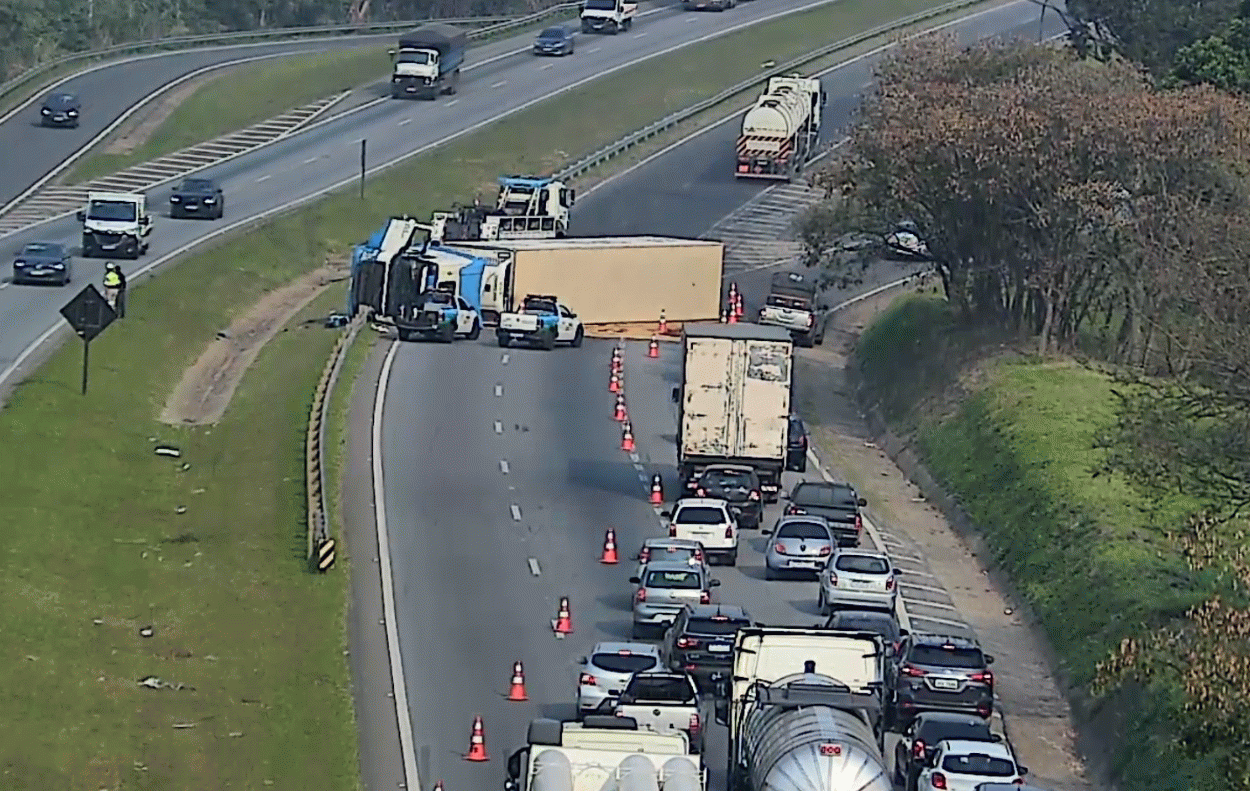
[629,560,720,639]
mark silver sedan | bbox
[818,547,899,615]
[762,516,835,579]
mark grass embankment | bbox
[0,3,986,784]
[854,292,1216,787]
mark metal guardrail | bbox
[1,3,577,109]
[307,313,367,572]
[553,0,987,182]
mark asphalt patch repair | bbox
[160,262,347,425]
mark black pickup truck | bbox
[784,480,867,546]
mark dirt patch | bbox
[795,285,1098,791]
[103,64,245,155]
[160,264,347,425]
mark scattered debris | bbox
[175,506,187,514]
[324,312,349,328]
[92,618,104,625]
[192,488,206,494]
[173,722,196,729]
[204,655,218,661]
[139,626,154,638]
[216,331,229,339]
[163,532,198,544]
[154,445,181,457]
[863,441,877,448]
[113,537,148,544]
[180,462,191,471]
[169,647,193,659]
[25,655,37,661]
[229,731,244,737]
[137,676,195,691]
[1004,607,1015,616]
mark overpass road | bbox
[373,4,1067,791]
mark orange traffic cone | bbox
[735,293,745,318]
[650,474,664,505]
[507,662,528,701]
[614,393,627,422]
[648,337,659,358]
[601,529,619,564]
[465,715,489,761]
[728,306,738,324]
[609,372,619,393]
[622,422,635,452]
[720,309,728,323]
[434,782,445,791]
[554,597,574,634]
[658,310,667,335]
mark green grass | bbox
[854,293,1219,788]
[0,4,986,784]
[325,326,375,543]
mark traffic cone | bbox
[601,529,619,564]
[648,337,659,358]
[614,393,627,422]
[650,474,664,505]
[554,597,574,634]
[658,310,667,335]
[507,662,528,701]
[434,782,445,791]
[720,309,728,323]
[735,293,745,318]
[609,371,619,393]
[729,282,738,304]
[465,715,489,761]
[622,422,635,452]
[728,305,738,324]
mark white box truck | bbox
[671,323,793,502]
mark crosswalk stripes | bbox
[702,181,826,274]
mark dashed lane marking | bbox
[909,613,969,629]
[899,579,952,594]
[494,420,503,434]
[491,80,507,88]
[494,384,503,397]
[510,504,522,521]
[907,598,961,612]
[528,558,541,576]
[500,460,510,474]
[501,353,509,365]
[302,156,318,164]
[398,118,411,126]
[255,174,270,183]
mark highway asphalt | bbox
[0,0,845,387]
[376,5,1065,789]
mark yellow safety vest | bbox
[103,271,122,288]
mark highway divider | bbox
[553,0,992,183]
[306,312,367,572]
[1,3,579,119]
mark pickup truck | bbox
[497,294,584,349]
[396,290,482,342]
[598,671,707,754]
[784,480,867,547]
[758,271,822,347]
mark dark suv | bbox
[785,480,867,546]
[887,634,995,727]
[786,414,808,472]
[661,604,751,692]
[893,711,1000,790]
[694,465,763,528]
[40,92,80,127]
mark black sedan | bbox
[169,177,224,219]
[12,241,72,286]
[40,92,80,128]
[533,26,575,56]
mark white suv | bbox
[664,498,737,566]
[918,739,1028,791]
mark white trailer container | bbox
[736,75,824,181]
[674,323,792,501]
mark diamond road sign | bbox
[60,284,116,342]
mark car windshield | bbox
[777,521,829,540]
[643,545,698,563]
[920,720,992,743]
[627,675,696,702]
[522,299,557,314]
[911,645,986,669]
[584,0,616,8]
[46,93,76,107]
[540,27,565,37]
[687,616,748,635]
[828,613,899,640]
[941,753,1016,776]
[21,243,61,256]
[674,506,725,525]
[793,483,857,507]
[703,470,755,488]
[835,554,889,573]
[766,294,811,310]
[644,569,701,589]
[591,652,658,674]
[86,200,136,222]
[419,292,454,307]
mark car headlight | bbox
[68,110,78,115]
[170,196,180,202]
[203,197,216,203]
[52,263,65,269]
[41,108,50,115]
[14,260,25,267]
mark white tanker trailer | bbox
[505,716,705,791]
[735,75,825,181]
[718,627,891,791]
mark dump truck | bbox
[736,75,825,181]
[390,23,467,99]
[718,626,891,791]
[672,323,793,502]
[504,717,704,791]
[758,271,822,346]
[429,176,575,243]
[451,236,723,326]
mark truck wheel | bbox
[497,334,511,348]
[570,326,583,347]
[466,319,481,340]
[541,331,556,351]
[439,323,456,343]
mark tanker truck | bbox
[716,626,891,791]
[735,75,825,181]
[504,716,705,791]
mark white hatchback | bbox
[918,739,1028,791]
[664,498,738,566]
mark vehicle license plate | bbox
[709,644,731,653]
[932,678,959,690]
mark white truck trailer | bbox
[735,75,824,181]
[671,323,795,502]
[505,717,704,791]
[452,236,723,326]
[717,626,891,791]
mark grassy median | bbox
[853,292,1212,785]
[0,1,979,785]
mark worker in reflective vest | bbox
[102,263,126,318]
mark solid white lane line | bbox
[511,504,522,521]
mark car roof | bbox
[702,464,755,474]
[829,609,897,624]
[539,25,566,34]
[22,241,62,251]
[683,603,749,619]
[45,92,78,103]
[912,633,981,649]
[833,548,889,560]
[591,641,661,656]
[674,497,728,509]
[939,739,1012,758]
[915,711,992,727]
[642,537,702,548]
[642,560,705,576]
[776,513,830,525]
[794,480,854,492]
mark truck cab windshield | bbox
[87,200,137,222]
[766,294,811,310]
[583,0,617,9]
[397,50,433,64]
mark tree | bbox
[1064,0,1242,74]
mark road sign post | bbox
[59,284,117,396]
[359,138,367,199]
